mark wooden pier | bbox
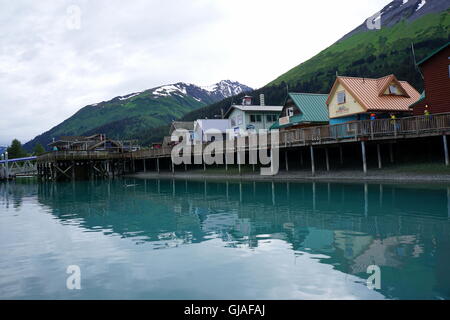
[36,112,450,180]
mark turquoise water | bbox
[1,179,450,300]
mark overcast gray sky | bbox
[0,0,392,146]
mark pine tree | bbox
[33,143,46,156]
[7,139,27,159]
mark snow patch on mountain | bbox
[416,0,426,11]
[340,0,449,41]
[151,80,252,103]
[119,92,142,101]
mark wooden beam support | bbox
[361,141,367,175]
[444,135,449,166]
[325,148,330,171]
[377,144,382,169]
[285,151,289,171]
[310,145,315,176]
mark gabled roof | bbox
[194,119,230,132]
[326,75,420,112]
[289,93,329,122]
[224,105,283,118]
[271,93,328,130]
[417,42,450,66]
[169,121,194,134]
[377,75,410,98]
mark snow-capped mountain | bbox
[148,80,252,104]
[24,80,252,151]
[341,0,449,40]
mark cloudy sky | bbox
[0,0,392,146]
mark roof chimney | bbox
[260,94,265,106]
[242,95,252,106]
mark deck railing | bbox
[37,112,450,162]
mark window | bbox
[230,117,236,127]
[287,107,295,117]
[250,114,262,123]
[237,115,243,125]
[266,114,277,122]
[337,91,346,104]
[389,85,398,95]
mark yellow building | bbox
[326,75,420,125]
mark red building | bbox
[410,42,450,115]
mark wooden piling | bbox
[377,144,382,169]
[361,141,367,175]
[310,145,315,176]
[444,135,449,166]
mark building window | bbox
[237,115,243,125]
[389,85,398,95]
[230,117,236,127]
[287,107,295,117]
[250,114,262,123]
[266,114,277,122]
[337,91,346,104]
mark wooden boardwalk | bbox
[132,112,450,159]
[36,112,450,180]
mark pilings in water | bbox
[34,131,450,182]
[37,159,126,181]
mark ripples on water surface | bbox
[1,179,450,300]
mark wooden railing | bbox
[279,112,450,146]
[38,150,120,162]
[38,113,450,162]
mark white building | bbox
[224,95,283,137]
[193,119,230,145]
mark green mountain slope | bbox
[168,6,449,148]
[270,10,449,88]
[24,81,252,151]
[24,93,204,152]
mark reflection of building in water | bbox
[5,179,450,299]
[302,227,334,252]
[333,231,374,261]
[349,236,418,274]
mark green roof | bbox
[271,93,329,130]
[409,91,426,109]
[417,42,450,66]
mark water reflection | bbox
[1,179,450,300]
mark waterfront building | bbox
[224,95,282,137]
[48,134,125,152]
[270,93,329,131]
[410,42,450,115]
[326,75,420,125]
[193,119,230,144]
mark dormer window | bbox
[337,91,346,104]
[389,85,398,95]
[287,107,295,117]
